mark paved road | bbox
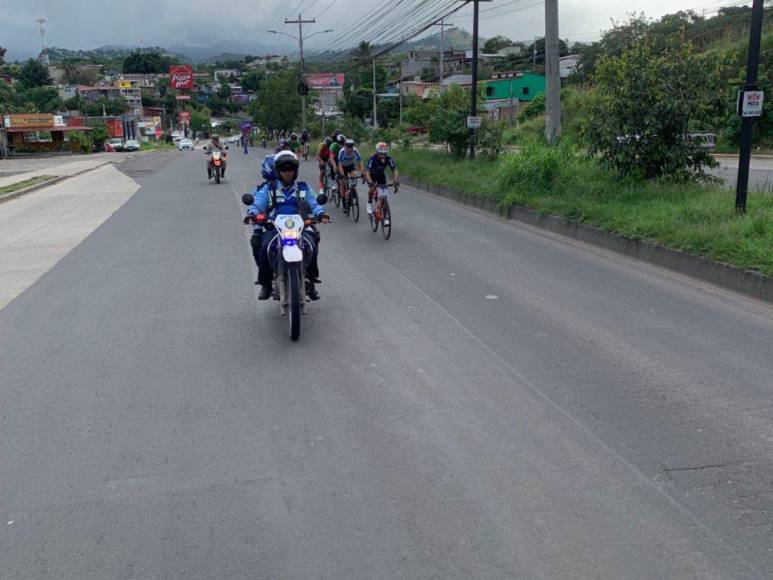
[710,156,773,191]
[1,148,772,579]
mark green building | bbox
[483,72,545,102]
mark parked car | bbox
[123,139,140,152]
[177,138,193,151]
[104,138,124,152]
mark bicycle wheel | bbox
[382,198,391,240]
[350,188,360,222]
[369,196,378,232]
[332,180,340,208]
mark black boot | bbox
[307,282,320,301]
[258,285,272,300]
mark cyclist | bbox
[366,142,399,216]
[274,138,290,154]
[338,138,365,210]
[317,136,335,191]
[329,134,345,193]
[288,132,301,156]
[300,129,310,159]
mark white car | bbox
[123,139,140,152]
[226,134,241,144]
[177,138,193,151]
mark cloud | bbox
[1,0,742,61]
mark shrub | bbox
[587,39,718,181]
[496,141,574,190]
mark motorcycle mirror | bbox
[241,193,254,206]
[316,193,328,205]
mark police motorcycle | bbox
[242,186,328,341]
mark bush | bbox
[496,140,575,190]
[476,122,503,160]
[517,93,545,123]
[587,39,718,181]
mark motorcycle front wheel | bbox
[214,166,221,184]
[288,265,301,341]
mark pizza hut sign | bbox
[170,65,194,90]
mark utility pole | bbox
[430,19,454,92]
[399,61,403,125]
[285,14,315,130]
[467,0,492,159]
[544,0,561,144]
[735,0,765,214]
[372,59,378,129]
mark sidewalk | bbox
[0,164,140,310]
[0,152,146,190]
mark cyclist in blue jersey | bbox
[337,138,365,209]
[365,141,399,215]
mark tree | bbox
[80,98,129,116]
[189,110,211,136]
[483,35,513,54]
[241,70,263,92]
[217,83,232,99]
[248,68,301,131]
[21,87,63,113]
[416,84,471,158]
[122,50,172,74]
[18,59,52,89]
[342,88,372,120]
[0,46,6,66]
[586,39,718,180]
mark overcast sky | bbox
[2,0,743,60]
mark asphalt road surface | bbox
[1,147,772,579]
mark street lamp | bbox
[267,28,333,129]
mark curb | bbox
[0,162,114,206]
[401,177,772,304]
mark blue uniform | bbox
[248,180,324,288]
[248,181,325,220]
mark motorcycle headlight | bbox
[281,230,299,240]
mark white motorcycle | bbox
[242,192,328,341]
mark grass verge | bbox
[393,146,773,276]
[0,175,57,196]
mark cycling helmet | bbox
[375,142,389,154]
[277,138,289,149]
[290,132,298,140]
[345,138,354,147]
[332,129,341,137]
[261,154,277,181]
[324,136,333,146]
[274,151,299,183]
[337,134,346,144]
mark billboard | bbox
[304,73,345,89]
[178,111,191,125]
[170,65,194,90]
[4,114,54,128]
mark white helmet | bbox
[274,150,299,182]
[375,142,389,154]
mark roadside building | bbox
[3,113,93,154]
[482,72,545,125]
